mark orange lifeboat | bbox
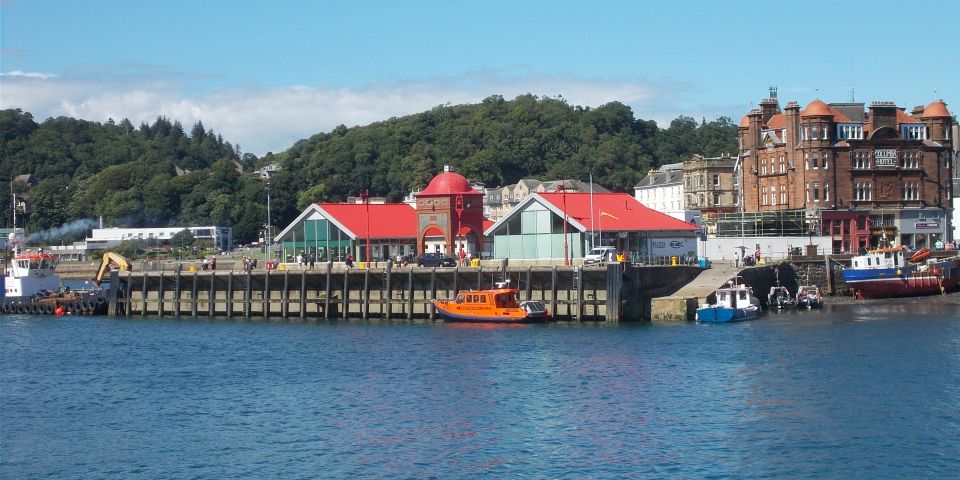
[910,247,931,263]
[432,282,551,323]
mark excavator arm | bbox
[96,252,133,282]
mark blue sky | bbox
[2,0,957,155]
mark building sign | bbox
[874,148,897,167]
[915,222,940,229]
[650,237,696,256]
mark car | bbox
[417,252,457,267]
[584,246,617,265]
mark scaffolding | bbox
[709,210,811,237]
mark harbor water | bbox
[2,302,959,478]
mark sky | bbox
[2,0,958,156]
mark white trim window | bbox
[854,181,873,201]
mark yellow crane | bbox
[95,252,133,282]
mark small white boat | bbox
[697,277,760,323]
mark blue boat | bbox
[696,277,760,322]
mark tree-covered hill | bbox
[268,94,737,213]
[0,109,266,242]
[1,95,737,243]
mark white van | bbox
[584,246,617,264]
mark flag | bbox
[600,211,618,220]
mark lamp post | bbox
[588,168,595,249]
[360,190,371,265]
[264,181,271,267]
[558,183,569,265]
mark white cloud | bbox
[0,65,728,156]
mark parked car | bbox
[584,246,617,264]
[417,252,457,267]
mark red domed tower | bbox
[414,166,485,256]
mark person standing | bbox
[734,251,740,268]
[345,254,354,268]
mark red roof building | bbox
[484,192,698,261]
[414,167,485,256]
[274,202,418,263]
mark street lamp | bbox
[557,182,569,265]
[264,181,271,267]
[360,189,371,265]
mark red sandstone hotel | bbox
[739,91,954,252]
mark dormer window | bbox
[838,123,864,140]
[901,124,927,140]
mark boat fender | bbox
[896,269,902,276]
[97,297,106,305]
[55,305,65,316]
[931,268,939,276]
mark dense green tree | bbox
[1,96,737,244]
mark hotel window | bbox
[824,182,830,202]
[822,152,829,169]
[902,152,919,169]
[853,152,869,169]
[780,185,787,204]
[813,182,820,201]
[903,182,919,200]
[855,181,873,201]
[714,192,721,205]
[804,153,809,170]
[822,126,828,139]
[733,192,740,206]
[811,153,819,169]
[779,155,786,173]
[811,127,819,140]
[713,174,720,186]
[761,161,767,175]
[762,192,768,205]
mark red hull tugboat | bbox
[432,282,551,324]
[841,246,960,299]
[1,233,108,315]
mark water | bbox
[2,304,959,479]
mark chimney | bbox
[869,101,898,131]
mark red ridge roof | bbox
[537,192,698,231]
[318,203,418,239]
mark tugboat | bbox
[841,246,960,299]
[696,276,760,323]
[432,281,551,324]
[1,232,108,315]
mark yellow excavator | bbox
[95,251,133,283]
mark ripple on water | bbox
[2,306,959,478]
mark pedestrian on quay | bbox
[309,254,315,269]
[345,254,354,268]
[734,251,740,268]
[210,256,216,271]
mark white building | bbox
[86,226,233,251]
[634,163,686,221]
